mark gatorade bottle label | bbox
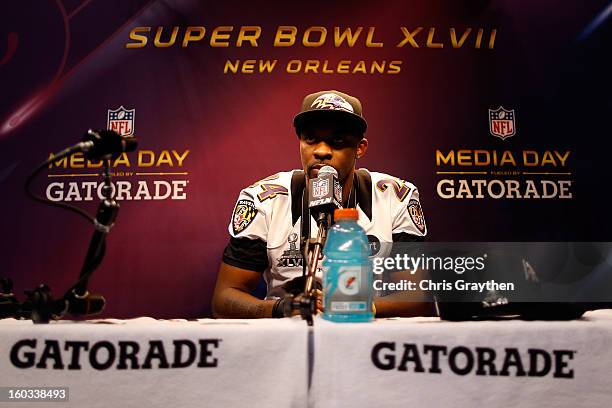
[338,267,360,295]
[328,266,367,312]
[331,301,367,312]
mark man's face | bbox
[299,120,367,183]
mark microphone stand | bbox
[284,212,330,326]
[1,158,118,322]
[60,158,117,319]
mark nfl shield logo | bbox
[489,106,516,140]
[312,179,329,198]
[107,106,135,136]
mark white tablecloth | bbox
[3,311,612,408]
[0,317,308,408]
[312,310,612,408]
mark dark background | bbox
[1,0,610,318]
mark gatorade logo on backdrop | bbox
[434,105,573,200]
[43,106,191,202]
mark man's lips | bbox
[308,164,329,177]
[309,163,333,172]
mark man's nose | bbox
[313,141,333,160]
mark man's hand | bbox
[212,262,276,318]
[314,289,323,313]
[373,268,437,317]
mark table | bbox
[0,317,308,408]
[311,310,612,408]
[2,311,612,408]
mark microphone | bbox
[22,285,106,322]
[63,292,106,316]
[292,165,342,322]
[81,129,138,161]
[308,165,342,220]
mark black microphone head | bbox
[67,293,106,316]
[122,135,138,153]
[82,129,138,160]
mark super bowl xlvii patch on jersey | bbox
[232,199,258,235]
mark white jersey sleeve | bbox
[368,170,427,239]
[228,186,269,241]
[223,172,295,273]
[393,186,427,237]
[227,172,294,241]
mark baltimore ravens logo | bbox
[232,199,258,235]
[408,199,426,234]
[310,93,354,113]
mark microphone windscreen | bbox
[308,166,342,211]
[318,165,337,178]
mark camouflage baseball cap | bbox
[293,90,368,136]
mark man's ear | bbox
[356,138,368,159]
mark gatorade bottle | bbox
[322,208,374,322]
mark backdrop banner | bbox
[1,0,610,317]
